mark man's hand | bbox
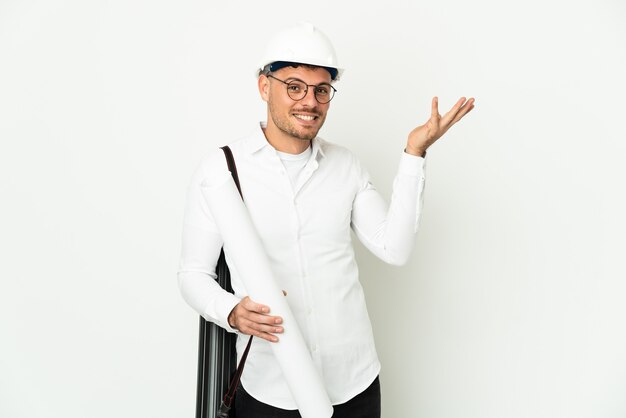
[228,296,284,343]
[405,96,475,156]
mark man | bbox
[178,22,474,418]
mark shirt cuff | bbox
[399,151,426,178]
[209,292,242,334]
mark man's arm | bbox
[177,158,240,332]
[350,151,425,266]
[350,96,475,264]
[177,150,283,342]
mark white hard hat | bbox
[257,22,344,81]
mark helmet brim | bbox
[266,61,338,81]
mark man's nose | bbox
[300,87,318,106]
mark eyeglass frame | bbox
[266,74,337,104]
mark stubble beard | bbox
[269,100,326,142]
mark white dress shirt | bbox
[178,123,426,409]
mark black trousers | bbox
[234,376,381,418]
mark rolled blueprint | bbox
[201,171,333,418]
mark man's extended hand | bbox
[406,96,475,156]
[228,296,284,343]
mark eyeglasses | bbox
[267,75,337,104]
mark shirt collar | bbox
[244,122,271,154]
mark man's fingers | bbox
[233,307,284,343]
[431,96,440,119]
[240,318,284,334]
[239,296,282,323]
[241,296,270,314]
[441,97,467,126]
[239,319,283,342]
[449,98,475,125]
[452,104,474,124]
[245,310,283,326]
[242,327,281,343]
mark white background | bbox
[1,1,625,417]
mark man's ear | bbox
[258,75,270,102]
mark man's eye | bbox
[288,85,302,92]
[315,87,330,95]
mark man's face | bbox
[260,65,333,142]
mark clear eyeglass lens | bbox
[286,81,307,100]
[314,85,333,103]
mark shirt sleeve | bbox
[350,151,426,266]
[177,152,241,332]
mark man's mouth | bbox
[293,113,319,121]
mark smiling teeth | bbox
[295,114,315,121]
